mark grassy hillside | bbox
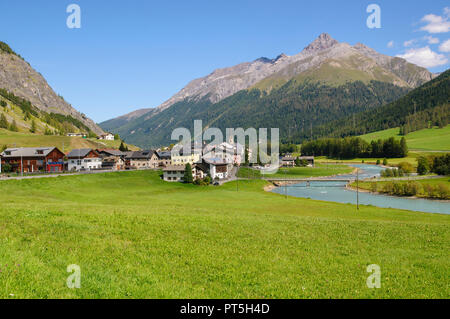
[0,170,448,298]
[0,129,138,152]
[360,125,450,151]
[316,69,450,139]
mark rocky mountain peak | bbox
[303,33,339,53]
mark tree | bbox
[30,119,36,133]
[0,113,8,129]
[9,119,18,132]
[400,137,408,157]
[383,158,388,166]
[119,142,129,152]
[183,163,193,183]
[244,147,249,166]
[114,134,120,140]
[417,157,429,175]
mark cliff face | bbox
[0,44,104,135]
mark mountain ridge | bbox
[0,41,104,135]
[100,33,437,147]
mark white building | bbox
[67,149,102,171]
[203,158,231,180]
[98,133,115,141]
[163,165,187,182]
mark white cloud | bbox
[387,41,394,48]
[424,36,440,44]
[396,46,448,68]
[420,9,450,34]
[439,39,450,52]
[404,39,417,47]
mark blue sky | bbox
[0,0,449,122]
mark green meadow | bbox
[238,164,353,179]
[0,128,138,152]
[0,170,448,299]
[360,125,450,151]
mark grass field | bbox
[0,129,138,152]
[0,170,448,298]
[315,152,443,168]
[360,125,450,151]
[238,164,353,179]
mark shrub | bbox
[1,163,12,173]
[376,159,381,165]
[383,158,388,166]
[397,162,414,174]
[436,184,450,200]
[370,182,378,193]
[403,182,422,197]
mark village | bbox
[0,133,315,183]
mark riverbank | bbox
[348,178,450,201]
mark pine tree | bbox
[9,119,18,132]
[119,142,129,152]
[183,163,193,183]
[0,113,8,129]
[30,119,36,133]
[400,137,408,157]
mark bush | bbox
[436,184,450,200]
[381,181,422,197]
[403,182,422,197]
[370,182,378,193]
[383,158,388,166]
[397,162,414,174]
[432,154,450,176]
[1,163,12,173]
[376,159,381,165]
[0,100,6,107]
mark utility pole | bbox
[356,168,359,211]
[285,165,287,199]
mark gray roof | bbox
[67,149,95,158]
[1,147,57,158]
[163,165,186,172]
[204,158,230,165]
[97,149,125,157]
[126,150,156,159]
[157,151,171,159]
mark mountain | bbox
[100,33,436,147]
[314,69,450,138]
[100,108,155,133]
[0,41,104,135]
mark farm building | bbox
[0,147,65,173]
[67,149,102,171]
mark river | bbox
[271,164,450,214]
